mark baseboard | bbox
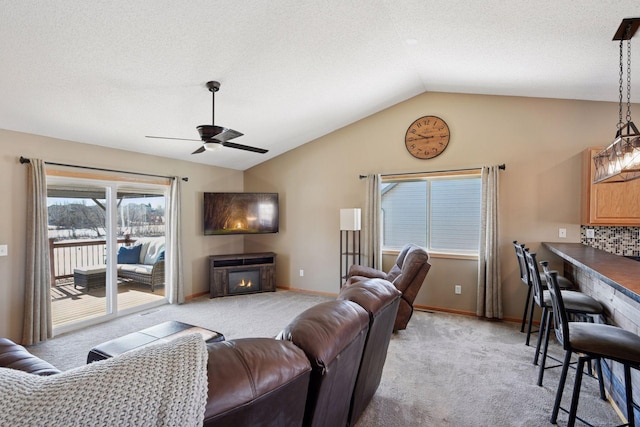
[185,291,209,300]
[414,304,476,317]
[414,304,527,325]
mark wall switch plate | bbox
[559,228,567,238]
[0,245,7,256]
[455,285,462,294]
[586,229,595,239]
[299,269,304,277]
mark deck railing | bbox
[48,238,132,285]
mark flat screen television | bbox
[204,192,279,235]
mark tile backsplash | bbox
[580,225,640,256]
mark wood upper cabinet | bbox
[582,147,640,225]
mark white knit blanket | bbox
[0,334,208,427]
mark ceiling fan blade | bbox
[222,141,269,154]
[191,146,207,154]
[213,128,243,143]
[198,125,243,143]
[146,135,201,142]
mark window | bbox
[381,172,481,255]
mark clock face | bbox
[404,116,450,159]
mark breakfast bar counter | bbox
[542,242,640,304]
[542,242,640,334]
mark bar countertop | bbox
[542,242,640,304]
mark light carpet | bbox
[27,290,622,427]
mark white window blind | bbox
[381,174,481,254]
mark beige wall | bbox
[0,129,244,342]
[244,91,628,321]
[1,91,632,342]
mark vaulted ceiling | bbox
[1,1,639,170]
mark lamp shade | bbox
[340,208,361,231]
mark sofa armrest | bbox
[348,264,388,280]
[0,338,60,376]
[150,259,165,291]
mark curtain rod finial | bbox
[20,156,31,164]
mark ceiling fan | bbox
[146,81,268,155]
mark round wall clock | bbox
[404,115,450,159]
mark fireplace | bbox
[209,252,276,298]
[227,269,261,295]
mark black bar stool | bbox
[524,251,604,386]
[513,241,573,346]
[544,267,640,427]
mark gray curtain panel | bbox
[363,174,381,269]
[23,158,53,345]
[476,165,502,319]
[168,177,184,304]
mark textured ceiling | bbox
[1,1,639,170]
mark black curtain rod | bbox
[359,163,505,179]
[19,156,189,182]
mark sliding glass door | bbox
[48,185,109,326]
[47,177,168,332]
[116,190,167,309]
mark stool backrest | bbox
[513,241,530,286]
[541,262,571,351]
[524,250,545,308]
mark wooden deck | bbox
[51,279,166,327]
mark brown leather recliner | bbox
[203,338,311,426]
[0,338,60,376]
[277,300,370,427]
[346,243,430,331]
[337,278,401,426]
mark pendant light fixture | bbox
[593,18,640,183]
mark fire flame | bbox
[238,279,252,288]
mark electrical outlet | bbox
[299,269,304,277]
[454,285,462,294]
[0,245,7,256]
[586,229,595,239]
[559,228,567,238]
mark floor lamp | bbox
[340,208,361,289]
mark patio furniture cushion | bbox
[0,334,208,427]
[138,237,165,265]
[116,237,165,291]
[117,244,141,264]
[118,264,154,275]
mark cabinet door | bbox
[582,148,640,225]
[210,268,228,297]
[260,265,276,292]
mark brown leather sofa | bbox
[0,338,61,376]
[337,278,401,426]
[277,300,370,427]
[203,338,311,426]
[347,243,430,331]
[0,278,401,427]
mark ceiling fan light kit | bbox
[593,18,640,183]
[146,80,268,155]
[203,141,223,152]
